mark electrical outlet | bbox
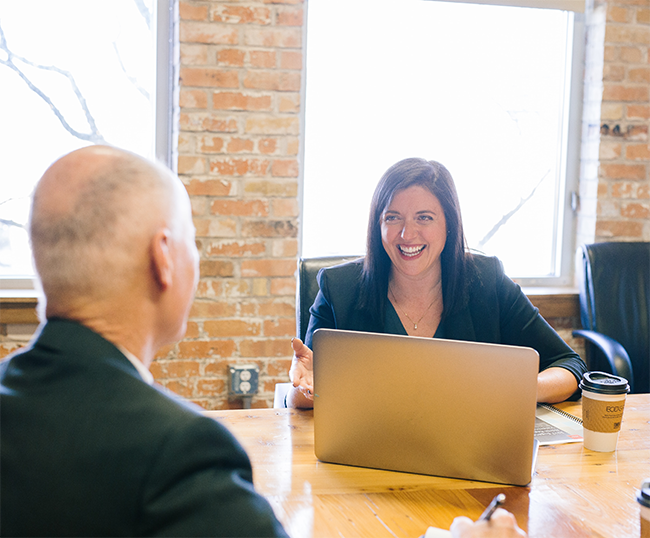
[229,364,259,396]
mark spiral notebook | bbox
[312,329,540,486]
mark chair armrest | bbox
[572,329,635,391]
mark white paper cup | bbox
[639,480,650,538]
[579,372,629,453]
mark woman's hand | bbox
[449,509,527,537]
[287,338,314,407]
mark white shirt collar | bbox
[117,345,154,385]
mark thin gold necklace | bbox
[388,287,437,331]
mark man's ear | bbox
[151,229,173,290]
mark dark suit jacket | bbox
[0,319,287,537]
[305,256,587,386]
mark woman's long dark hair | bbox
[359,158,471,326]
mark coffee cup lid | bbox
[579,371,630,394]
[638,480,650,508]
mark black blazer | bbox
[0,319,287,537]
[305,256,587,386]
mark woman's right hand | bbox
[288,338,314,405]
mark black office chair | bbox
[572,242,650,394]
[273,256,360,408]
[296,255,361,343]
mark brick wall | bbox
[150,0,305,409]
[598,0,649,240]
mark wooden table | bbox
[205,395,649,538]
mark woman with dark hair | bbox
[287,158,586,409]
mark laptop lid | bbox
[312,329,540,486]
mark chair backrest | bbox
[577,242,650,393]
[296,256,361,343]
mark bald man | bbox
[0,146,288,537]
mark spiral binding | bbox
[539,403,583,425]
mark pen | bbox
[478,493,506,521]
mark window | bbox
[0,0,173,291]
[302,0,584,286]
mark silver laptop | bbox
[312,329,540,486]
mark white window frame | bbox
[299,0,585,289]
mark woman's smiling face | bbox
[380,185,447,280]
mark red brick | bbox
[196,378,228,397]
[271,238,298,257]
[271,159,299,177]
[178,156,206,174]
[200,260,235,277]
[211,199,269,216]
[271,198,298,218]
[244,27,302,48]
[627,105,650,120]
[607,5,629,22]
[603,64,625,81]
[243,71,301,91]
[163,380,194,398]
[180,44,209,65]
[244,180,298,197]
[190,300,238,318]
[263,318,295,336]
[626,144,650,160]
[239,339,292,357]
[625,125,648,141]
[180,113,238,133]
[279,94,300,113]
[211,6,272,24]
[212,92,272,111]
[621,202,650,218]
[217,49,245,67]
[602,84,649,101]
[185,322,200,339]
[222,279,252,297]
[245,116,299,135]
[277,7,304,26]
[180,89,208,108]
[287,138,299,155]
[241,219,298,238]
[600,163,647,179]
[204,358,236,376]
[209,158,270,176]
[250,50,277,68]
[180,68,239,88]
[280,51,302,70]
[157,360,201,378]
[605,25,650,44]
[185,178,233,196]
[204,319,262,337]
[620,46,643,63]
[241,259,297,277]
[258,138,278,154]
[266,358,292,376]
[629,68,650,83]
[638,8,650,23]
[270,277,296,295]
[612,181,635,197]
[195,279,224,298]
[198,136,225,153]
[257,299,295,317]
[638,183,650,198]
[206,240,267,257]
[595,220,644,237]
[180,2,209,20]
[226,138,255,153]
[180,22,239,45]
[178,340,236,359]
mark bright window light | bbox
[302,0,582,284]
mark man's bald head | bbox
[30,145,188,313]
